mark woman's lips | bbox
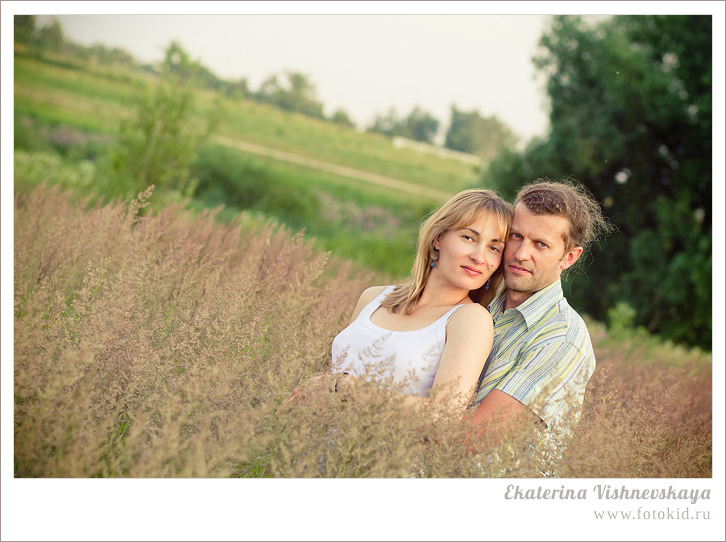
[461,265,482,276]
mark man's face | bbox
[503,204,582,309]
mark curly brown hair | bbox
[515,178,613,254]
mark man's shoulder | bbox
[528,295,592,350]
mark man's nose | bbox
[512,241,532,261]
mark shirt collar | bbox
[489,280,564,329]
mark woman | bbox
[328,188,513,413]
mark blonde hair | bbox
[382,188,513,314]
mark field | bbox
[14,52,487,278]
[13,185,712,477]
[12,50,713,478]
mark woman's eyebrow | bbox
[463,227,480,236]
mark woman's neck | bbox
[418,282,471,308]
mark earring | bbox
[430,248,439,268]
[484,279,490,290]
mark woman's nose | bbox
[469,246,486,263]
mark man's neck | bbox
[503,290,532,311]
[504,280,560,311]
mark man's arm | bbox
[466,335,594,448]
[464,389,539,445]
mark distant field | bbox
[13,53,483,195]
[14,51,497,278]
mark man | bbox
[468,179,611,449]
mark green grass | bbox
[193,143,432,277]
[13,50,490,279]
[214,99,482,192]
[14,51,482,193]
[14,54,145,108]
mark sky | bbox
[3,3,726,542]
[35,13,556,146]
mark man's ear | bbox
[560,246,583,272]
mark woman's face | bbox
[431,212,505,292]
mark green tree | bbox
[367,107,404,137]
[367,106,440,143]
[256,71,325,119]
[444,106,518,161]
[223,78,250,100]
[482,15,712,348]
[329,108,356,128]
[14,15,36,46]
[404,106,440,143]
[34,18,65,53]
[105,42,220,200]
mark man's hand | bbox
[463,389,537,452]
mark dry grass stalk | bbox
[14,186,711,477]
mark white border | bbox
[3,2,724,541]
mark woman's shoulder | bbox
[449,302,493,326]
[446,303,494,346]
[359,285,390,305]
[348,285,390,323]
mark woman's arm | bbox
[425,303,494,413]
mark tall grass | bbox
[14,185,711,477]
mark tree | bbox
[329,108,356,128]
[367,106,440,144]
[223,78,250,100]
[482,15,712,348]
[367,107,404,137]
[444,106,518,161]
[404,106,440,143]
[14,15,36,46]
[255,71,325,119]
[34,18,65,53]
[105,42,220,200]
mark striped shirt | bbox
[473,280,595,435]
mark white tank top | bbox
[331,286,466,396]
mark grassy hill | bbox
[14,51,489,278]
[13,53,483,192]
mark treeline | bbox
[483,15,712,349]
[13,15,516,160]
